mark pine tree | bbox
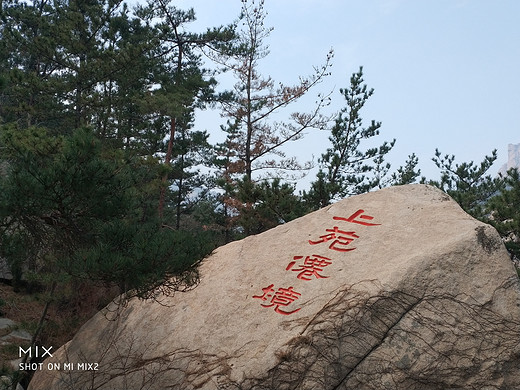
[485,168,520,260]
[430,148,501,218]
[305,67,395,209]
[0,0,156,136]
[390,153,422,186]
[0,126,214,297]
[208,0,331,238]
[215,0,332,181]
[0,0,64,128]
[135,0,236,220]
[168,124,214,230]
[230,178,306,236]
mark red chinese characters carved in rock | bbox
[286,254,332,280]
[333,209,381,226]
[252,210,380,315]
[308,227,360,252]
[252,284,302,315]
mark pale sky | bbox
[150,0,520,187]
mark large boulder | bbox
[29,185,520,390]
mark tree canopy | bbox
[1,0,516,293]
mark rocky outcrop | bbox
[0,257,14,281]
[28,185,520,390]
[498,143,520,175]
[1,317,32,390]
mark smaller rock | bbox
[0,317,16,331]
[0,257,13,281]
[9,358,22,370]
[1,329,32,343]
[1,375,25,390]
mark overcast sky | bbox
[149,0,520,187]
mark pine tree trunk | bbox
[159,116,176,219]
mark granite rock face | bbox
[498,143,520,176]
[29,185,520,390]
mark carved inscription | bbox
[252,284,302,315]
[308,227,359,252]
[286,255,332,280]
[253,209,380,315]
